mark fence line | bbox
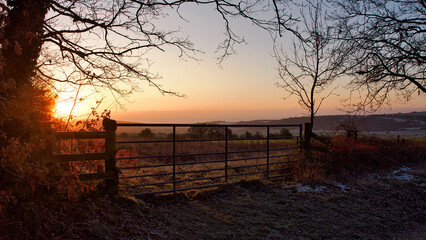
[51,120,306,196]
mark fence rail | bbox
[51,119,119,193]
[51,120,305,196]
[116,123,303,195]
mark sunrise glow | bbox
[54,99,79,118]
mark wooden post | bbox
[40,121,55,172]
[103,118,118,195]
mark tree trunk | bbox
[2,0,50,90]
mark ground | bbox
[1,162,425,239]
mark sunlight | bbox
[54,99,79,118]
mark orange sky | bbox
[53,5,426,123]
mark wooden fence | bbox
[52,118,118,194]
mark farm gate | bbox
[53,119,304,196]
[116,122,303,195]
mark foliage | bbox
[187,125,233,139]
[187,125,210,139]
[242,130,254,139]
[294,134,425,184]
[0,83,56,210]
[271,128,293,138]
[139,128,154,139]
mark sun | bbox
[54,99,80,117]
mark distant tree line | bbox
[119,127,293,140]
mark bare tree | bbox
[0,0,299,104]
[330,0,425,111]
[274,0,346,129]
[0,0,304,199]
[187,125,209,139]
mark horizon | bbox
[53,3,426,124]
[109,108,425,124]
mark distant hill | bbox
[217,111,426,132]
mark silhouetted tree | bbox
[119,132,130,138]
[187,125,209,139]
[139,128,154,139]
[0,0,302,202]
[226,128,237,139]
[242,131,254,139]
[330,0,425,111]
[275,0,346,129]
[279,128,292,138]
[254,131,263,139]
[0,0,299,104]
[207,127,225,139]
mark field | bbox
[5,127,423,239]
[116,133,300,195]
[51,125,302,196]
[1,161,424,239]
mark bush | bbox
[139,128,154,138]
[294,134,425,184]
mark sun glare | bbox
[54,99,79,117]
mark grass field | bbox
[116,137,300,195]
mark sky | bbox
[53,3,426,123]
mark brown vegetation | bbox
[0,121,425,239]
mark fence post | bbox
[266,126,270,178]
[225,126,228,182]
[172,126,176,192]
[298,124,303,151]
[103,118,118,195]
[40,121,54,168]
[304,122,312,159]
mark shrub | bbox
[294,134,425,184]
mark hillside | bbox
[230,111,426,133]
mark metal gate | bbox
[115,123,303,195]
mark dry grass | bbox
[293,135,426,185]
[117,139,300,194]
[1,135,425,239]
[1,161,424,239]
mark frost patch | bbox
[297,185,312,192]
[297,185,326,193]
[392,167,412,174]
[391,167,415,181]
[336,184,350,193]
[393,173,415,181]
